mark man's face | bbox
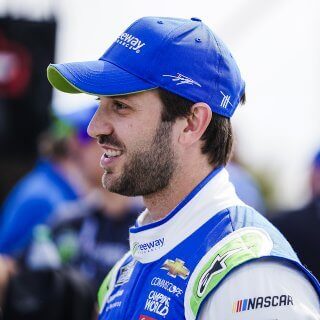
[87,90,178,196]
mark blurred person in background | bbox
[0,115,86,259]
[48,105,142,292]
[51,188,142,293]
[272,149,320,279]
[0,106,101,320]
[227,152,266,214]
[0,255,16,314]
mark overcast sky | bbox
[1,0,319,209]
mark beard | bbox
[102,120,177,196]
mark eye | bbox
[95,97,100,101]
[113,100,128,111]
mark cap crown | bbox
[101,17,245,117]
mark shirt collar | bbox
[129,167,244,263]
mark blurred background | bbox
[1,0,319,211]
[0,0,319,318]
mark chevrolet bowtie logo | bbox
[161,258,190,280]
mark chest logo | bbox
[139,315,156,320]
[161,258,190,280]
[115,259,136,287]
[132,237,165,255]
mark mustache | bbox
[97,134,124,149]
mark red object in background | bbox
[0,31,32,98]
[0,17,56,206]
[139,315,156,320]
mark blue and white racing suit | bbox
[98,167,320,319]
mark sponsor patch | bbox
[115,259,136,287]
[106,289,124,304]
[105,301,122,312]
[144,290,170,317]
[232,295,294,313]
[161,258,190,280]
[197,247,244,297]
[151,277,183,297]
[132,238,165,255]
[186,228,273,319]
[139,315,156,320]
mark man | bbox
[50,106,143,291]
[272,149,320,279]
[47,17,319,319]
[0,120,81,257]
[0,103,96,258]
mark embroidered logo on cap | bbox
[116,32,146,53]
[162,73,201,87]
[220,91,233,108]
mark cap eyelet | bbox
[157,20,163,24]
[191,17,202,22]
[195,38,202,43]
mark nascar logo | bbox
[233,295,294,313]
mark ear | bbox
[178,102,212,146]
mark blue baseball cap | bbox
[47,17,245,117]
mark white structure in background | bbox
[0,0,319,209]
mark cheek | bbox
[120,123,156,150]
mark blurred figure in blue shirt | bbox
[48,107,143,291]
[0,105,98,258]
[227,155,266,215]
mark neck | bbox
[142,160,214,223]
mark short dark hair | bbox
[158,89,246,167]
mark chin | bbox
[102,171,122,192]
[101,172,112,190]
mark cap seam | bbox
[208,30,222,107]
[148,20,198,80]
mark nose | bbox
[87,106,113,139]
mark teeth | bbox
[104,149,122,158]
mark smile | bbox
[100,149,123,169]
[104,149,122,158]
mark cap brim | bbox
[47,60,158,96]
